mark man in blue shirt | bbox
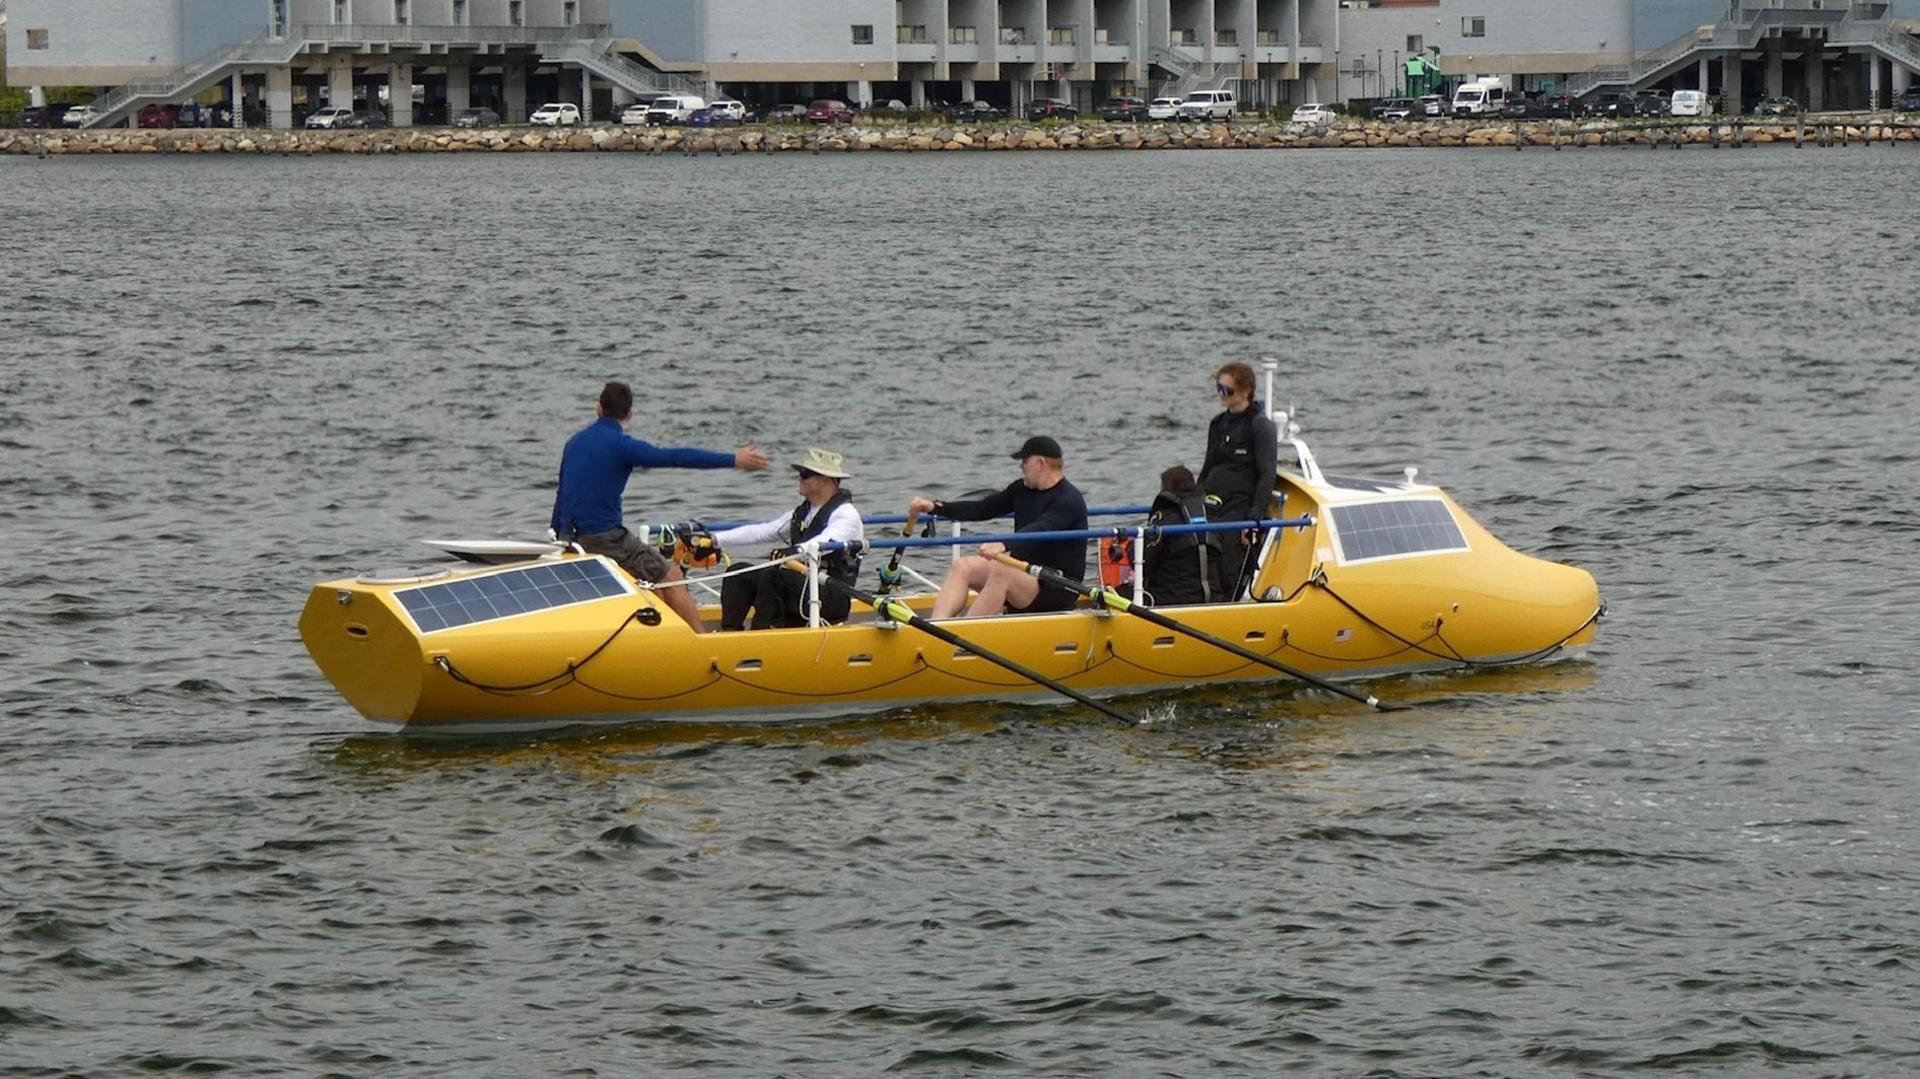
[552,381,769,633]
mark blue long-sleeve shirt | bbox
[550,416,735,536]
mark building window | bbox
[1461,17,1484,38]
[393,0,408,26]
[1214,28,1235,46]
[949,25,977,44]
[1049,27,1074,45]
[1406,34,1423,54]
[1000,26,1027,45]
[26,28,49,49]
[851,24,874,45]
[897,24,929,43]
[509,1,524,27]
[333,0,348,24]
[1173,27,1197,45]
[1257,29,1279,45]
[563,1,577,25]
[452,0,467,24]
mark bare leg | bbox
[931,556,992,619]
[967,564,1041,617]
[657,564,707,634]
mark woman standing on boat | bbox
[1199,362,1278,602]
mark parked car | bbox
[1631,90,1670,117]
[1501,95,1533,117]
[137,103,180,128]
[1897,89,1920,112]
[529,102,581,126]
[339,112,389,129]
[806,99,854,124]
[763,103,809,123]
[1177,89,1236,121]
[1669,89,1710,117]
[19,104,66,128]
[1370,97,1416,120]
[1582,91,1635,118]
[306,106,355,129]
[174,102,227,127]
[707,99,748,123]
[451,107,501,128]
[866,98,909,113]
[687,105,743,128]
[946,99,1002,120]
[1531,93,1575,118]
[1146,96,1182,120]
[1416,94,1445,117]
[1099,96,1148,121]
[1289,102,1336,128]
[1028,97,1078,120]
[1752,96,1798,116]
[415,101,449,125]
[59,105,97,128]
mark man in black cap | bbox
[907,435,1089,618]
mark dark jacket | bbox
[1143,487,1221,606]
[1199,402,1279,520]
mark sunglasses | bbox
[796,468,822,480]
[1216,382,1237,397]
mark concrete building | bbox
[5,0,1919,128]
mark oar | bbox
[989,553,1400,712]
[787,563,1140,726]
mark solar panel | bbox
[1330,500,1468,563]
[395,558,632,633]
[1325,475,1401,493]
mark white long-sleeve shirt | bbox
[713,501,865,554]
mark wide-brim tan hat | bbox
[791,447,851,479]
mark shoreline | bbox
[6,116,1916,155]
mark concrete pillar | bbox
[1894,63,1911,97]
[1724,52,1742,115]
[910,78,927,107]
[847,79,872,106]
[504,64,527,122]
[611,84,634,110]
[232,72,244,127]
[961,77,977,100]
[1869,55,1882,110]
[29,86,47,107]
[1765,41,1783,98]
[446,64,471,113]
[329,55,354,108]
[390,62,413,126]
[268,66,294,129]
[1698,56,1709,93]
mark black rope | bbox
[434,608,654,697]
[1273,626,1443,664]
[568,670,725,702]
[710,655,935,698]
[1308,573,1604,670]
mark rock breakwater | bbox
[5,117,1915,156]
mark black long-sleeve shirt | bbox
[937,478,1089,582]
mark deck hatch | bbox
[1329,499,1468,564]
[395,558,632,633]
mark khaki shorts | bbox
[572,527,671,583]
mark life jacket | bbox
[1147,487,1220,604]
[1200,400,1266,516]
[786,488,861,586]
[1099,535,1135,589]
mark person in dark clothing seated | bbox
[907,435,1089,618]
[713,448,865,630]
[1141,466,1223,606]
[1199,361,1279,602]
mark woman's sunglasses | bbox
[1216,382,1237,397]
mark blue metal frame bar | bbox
[821,517,1314,553]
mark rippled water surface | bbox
[3,148,1917,1076]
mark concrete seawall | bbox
[6,118,1917,155]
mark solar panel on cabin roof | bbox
[1329,500,1469,563]
[395,559,631,633]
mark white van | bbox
[1177,89,1236,121]
[1670,89,1710,117]
[1451,77,1507,116]
[644,95,706,126]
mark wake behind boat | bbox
[299,408,1602,734]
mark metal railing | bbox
[537,30,706,98]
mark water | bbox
[3,147,1917,1076]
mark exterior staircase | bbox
[84,22,703,128]
[1148,43,1239,98]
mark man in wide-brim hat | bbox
[713,448,866,630]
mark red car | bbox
[137,103,180,128]
[806,99,853,124]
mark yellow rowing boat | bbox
[300,457,1600,733]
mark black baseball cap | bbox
[1010,435,1063,460]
